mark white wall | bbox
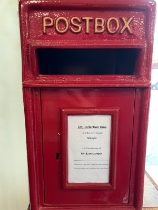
[153,0,158,60]
[0,1,29,210]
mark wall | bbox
[0,0,29,209]
[153,0,158,60]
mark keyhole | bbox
[56,153,60,160]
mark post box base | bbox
[26,206,143,210]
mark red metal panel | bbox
[133,88,151,209]
[29,10,145,40]
[41,88,135,205]
[23,88,39,210]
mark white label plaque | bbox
[68,115,111,183]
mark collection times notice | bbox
[68,115,111,183]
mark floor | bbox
[143,208,158,210]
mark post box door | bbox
[41,87,135,205]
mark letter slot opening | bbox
[37,48,140,75]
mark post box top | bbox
[19,0,156,6]
[19,0,155,2]
[19,0,156,88]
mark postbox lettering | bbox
[43,17,53,34]
[42,16,134,35]
[120,17,133,34]
[82,17,93,34]
[107,17,119,34]
[70,17,82,33]
[95,18,105,33]
[55,17,69,33]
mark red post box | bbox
[19,0,156,210]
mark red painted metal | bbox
[41,88,134,205]
[19,0,156,210]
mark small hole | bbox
[56,153,60,160]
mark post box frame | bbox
[61,107,119,190]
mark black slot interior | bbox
[37,48,140,75]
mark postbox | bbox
[19,0,156,210]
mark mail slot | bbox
[19,0,156,210]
